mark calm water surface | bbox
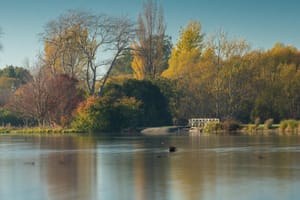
[1,134,300,200]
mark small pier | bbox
[188,118,220,133]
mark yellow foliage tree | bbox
[162,21,204,79]
[131,44,146,80]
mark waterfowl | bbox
[169,146,177,152]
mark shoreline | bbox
[1,125,300,136]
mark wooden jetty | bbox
[188,118,220,133]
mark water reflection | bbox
[1,135,300,200]
[0,136,97,200]
[168,136,300,200]
[44,136,97,200]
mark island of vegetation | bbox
[1,1,300,135]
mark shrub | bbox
[203,122,223,133]
[0,127,10,133]
[254,117,260,127]
[121,79,172,126]
[280,119,299,132]
[103,79,173,127]
[264,118,274,130]
[0,108,25,126]
[287,120,298,132]
[72,96,142,132]
[222,120,241,131]
[279,120,288,131]
[247,124,258,132]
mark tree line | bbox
[1,0,300,131]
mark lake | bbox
[1,134,300,200]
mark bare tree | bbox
[206,29,250,66]
[42,13,88,79]
[132,0,167,78]
[205,30,251,118]
[42,10,134,96]
[9,65,50,126]
[98,17,135,96]
[8,61,83,127]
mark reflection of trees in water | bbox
[133,142,170,200]
[169,136,217,200]
[242,136,300,180]
[96,138,171,200]
[96,144,135,199]
[44,136,96,199]
[36,135,300,199]
[170,136,300,199]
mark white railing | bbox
[188,118,220,127]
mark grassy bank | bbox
[241,118,300,135]
[1,122,300,136]
[1,126,187,136]
[0,127,83,135]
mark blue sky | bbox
[0,0,299,67]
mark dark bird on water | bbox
[257,155,264,159]
[169,146,177,152]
